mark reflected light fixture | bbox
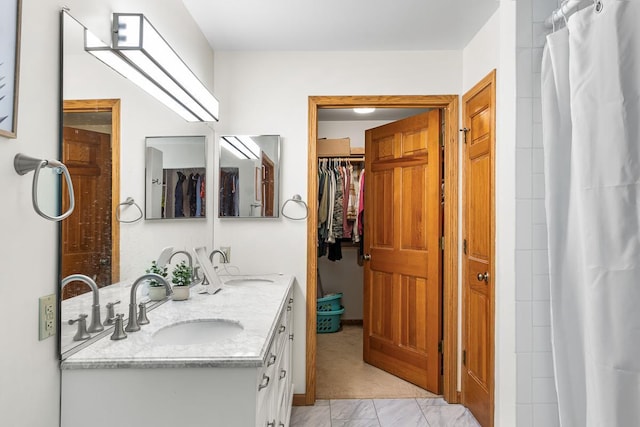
[220,136,261,160]
[84,13,219,122]
[353,107,375,114]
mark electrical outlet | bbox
[39,294,56,340]
[220,246,231,263]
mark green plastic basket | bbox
[316,293,343,312]
[317,306,345,333]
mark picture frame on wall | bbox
[0,0,22,138]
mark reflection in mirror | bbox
[60,11,213,359]
[145,136,206,219]
[219,135,280,218]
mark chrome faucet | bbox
[209,249,228,264]
[168,250,193,268]
[125,273,171,333]
[60,274,104,333]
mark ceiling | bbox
[181,0,500,51]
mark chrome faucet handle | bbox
[125,301,140,333]
[68,314,91,341]
[137,302,150,325]
[104,300,121,325]
[109,314,127,341]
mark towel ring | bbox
[14,153,75,221]
[116,197,143,223]
[281,194,309,220]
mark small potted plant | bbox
[146,260,169,301]
[171,260,193,301]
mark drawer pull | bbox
[289,297,294,304]
[268,353,277,366]
[278,325,286,333]
[279,423,285,427]
[258,374,270,391]
[279,369,287,380]
[267,421,275,427]
[287,306,292,312]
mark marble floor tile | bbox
[290,404,332,427]
[419,403,480,427]
[373,399,429,427]
[416,397,449,407]
[290,398,481,427]
[331,419,382,427]
[330,399,377,420]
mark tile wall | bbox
[515,0,561,426]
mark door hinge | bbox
[463,239,467,255]
[462,349,467,366]
[440,121,445,147]
[438,340,444,354]
[439,236,445,250]
[460,127,470,144]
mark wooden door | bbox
[462,71,496,427]
[261,154,275,216]
[363,109,443,392]
[61,126,112,299]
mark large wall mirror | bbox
[145,136,206,219]
[60,11,212,358]
[219,135,280,218]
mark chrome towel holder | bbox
[14,153,75,221]
[281,194,309,220]
[116,197,144,223]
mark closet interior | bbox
[316,138,365,323]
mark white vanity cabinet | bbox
[61,276,294,427]
[257,293,294,427]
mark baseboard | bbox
[293,394,308,406]
[341,319,363,326]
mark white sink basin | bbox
[152,320,243,346]
[224,278,274,286]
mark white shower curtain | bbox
[542,1,640,426]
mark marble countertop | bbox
[60,274,294,369]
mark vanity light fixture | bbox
[353,107,376,114]
[84,13,219,122]
[220,136,260,160]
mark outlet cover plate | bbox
[39,294,56,340]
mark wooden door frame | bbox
[62,98,121,282]
[299,95,459,405]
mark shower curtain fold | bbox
[542,2,640,426]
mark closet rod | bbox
[317,156,364,161]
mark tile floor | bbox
[291,397,481,427]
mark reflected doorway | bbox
[61,99,121,298]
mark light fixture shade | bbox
[84,13,219,122]
[220,136,260,160]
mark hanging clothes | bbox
[174,171,186,217]
[219,167,239,216]
[317,157,364,261]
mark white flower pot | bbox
[172,286,190,301]
[148,286,168,301]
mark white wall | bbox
[213,49,462,394]
[318,119,393,148]
[0,1,215,426]
[0,2,61,425]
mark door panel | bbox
[364,109,442,392]
[62,127,112,299]
[462,70,496,427]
